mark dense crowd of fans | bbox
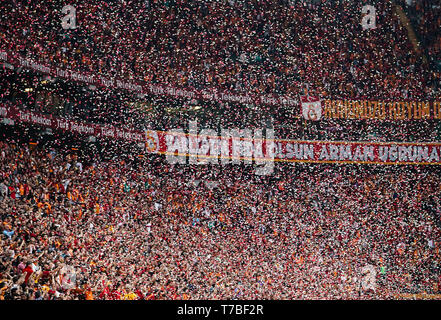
[1,0,441,301]
[403,0,441,73]
[1,138,440,300]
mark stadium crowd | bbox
[1,138,440,300]
[1,0,439,100]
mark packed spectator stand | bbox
[0,0,441,300]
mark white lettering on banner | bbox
[220,93,252,104]
[318,144,374,162]
[329,145,339,160]
[149,85,165,95]
[166,87,195,99]
[164,125,274,174]
[255,129,275,175]
[115,129,143,141]
[243,129,265,164]
[70,71,95,84]
[18,111,31,122]
[417,146,429,161]
[56,68,69,78]
[242,130,256,162]
[429,147,440,162]
[389,146,398,161]
[4,102,441,167]
[273,142,284,159]
[353,146,364,161]
[70,122,95,135]
[378,145,437,163]
[31,60,50,73]
[201,91,219,101]
[18,58,29,68]
[365,146,375,161]
[198,130,219,165]
[188,121,198,165]
[285,143,295,159]
[18,57,51,74]
[280,96,296,106]
[186,120,219,165]
[115,129,125,140]
[398,146,409,162]
[408,146,417,162]
[20,112,51,126]
[0,106,8,117]
[303,145,314,160]
[220,129,232,165]
[286,143,312,160]
[352,146,375,162]
[7,50,301,107]
[132,132,143,141]
[228,129,266,164]
[379,146,397,162]
[319,145,329,160]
